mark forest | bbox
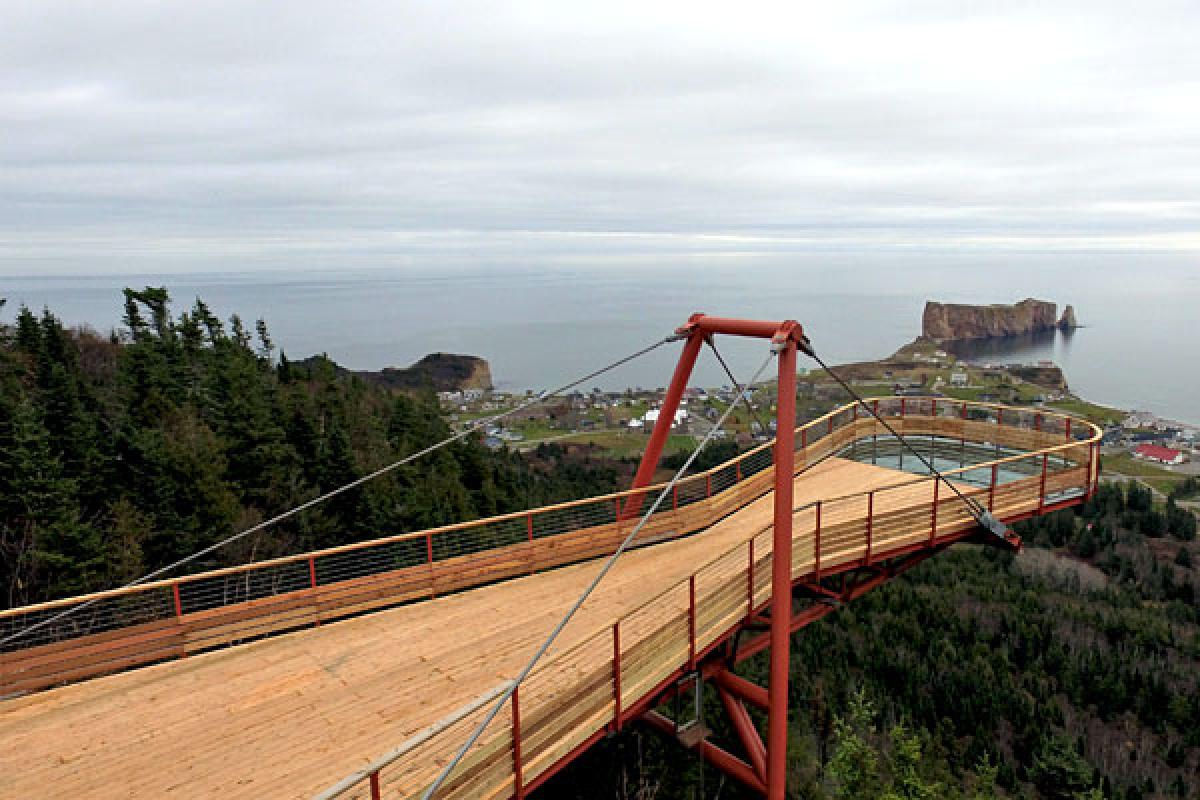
[2,291,1198,798]
[0,289,617,608]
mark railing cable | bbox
[416,348,777,800]
[806,348,1009,538]
[0,335,675,649]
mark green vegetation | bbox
[0,291,620,607]
[1101,453,1190,494]
[1045,398,1125,427]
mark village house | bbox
[1133,443,1188,465]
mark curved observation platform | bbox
[0,399,1099,799]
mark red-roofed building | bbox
[1133,444,1187,465]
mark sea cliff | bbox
[922,298,1077,341]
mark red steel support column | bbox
[172,582,183,618]
[369,772,382,800]
[767,337,797,800]
[1065,417,1072,440]
[627,332,705,511]
[512,685,525,799]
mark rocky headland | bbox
[299,352,494,392]
[922,298,1079,342]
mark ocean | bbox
[3,257,1198,424]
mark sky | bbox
[2,0,1199,275]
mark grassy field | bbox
[1101,452,1192,494]
[1047,397,1125,426]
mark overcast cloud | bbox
[2,0,1198,274]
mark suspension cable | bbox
[706,337,771,440]
[0,335,675,649]
[419,348,778,800]
[806,348,1008,537]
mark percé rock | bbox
[921,298,1060,342]
[1058,304,1079,329]
[372,353,493,392]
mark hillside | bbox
[0,289,609,608]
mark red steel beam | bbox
[625,331,704,513]
[718,687,768,783]
[710,668,769,710]
[643,711,767,794]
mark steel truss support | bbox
[625,313,808,800]
[641,526,1021,796]
[628,313,1025,799]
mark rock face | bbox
[922,298,1061,342]
[1058,304,1079,329]
[373,353,493,391]
[299,352,494,392]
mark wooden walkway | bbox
[2,457,932,799]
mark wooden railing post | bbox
[865,492,874,565]
[1038,452,1049,512]
[814,501,822,580]
[1065,417,1072,440]
[688,575,696,668]
[930,479,939,544]
[673,484,679,512]
[988,464,998,512]
[961,401,967,420]
[736,460,742,483]
[747,538,755,614]
[512,685,525,799]
[427,532,436,599]
[308,556,318,590]
[1085,442,1096,496]
[706,473,712,498]
[613,622,623,731]
[172,582,183,619]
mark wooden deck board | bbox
[0,458,968,799]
